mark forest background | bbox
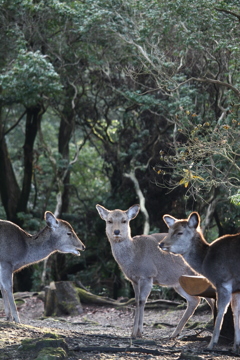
[1,0,240,300]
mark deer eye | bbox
[121,219,127,223]
[108,220,113,224]
[177,232,183,235]
[67,232,72,236]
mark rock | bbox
[35,347,67,360]
[20,337,68,360]
[20,337,68,352]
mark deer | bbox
[0,211,85,323]
[96,204,214,339]
[160,211,240,352]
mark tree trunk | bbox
[58,86,76,215]
[0,108,21,222]
[17,106,42,214]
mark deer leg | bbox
[1,286,12,321]
[205,297,215,316]
[137,278,153,337]
[0,264,12,320]
[0,263,20,323]
[131,280,141,338]
[171,285,200,337]
[208,285,232,350]
[231,293,240,353]
[131,278,153,338]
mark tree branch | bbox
[4,110,27,136]
[124,170,150,235]
[74,345,179,356]
[173,77,240,99]
[215,8,240,22]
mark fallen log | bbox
[76,287,181,309]
[145,299,181,309]
[76,287,135,307]
[74,345,180,356]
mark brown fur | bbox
[0,211,85,323]
[96,204,214,338]
[161,211,240,351]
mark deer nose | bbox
[114,229,120,235]
[159,241,169,252]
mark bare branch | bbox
[215,7,240,22]
[172,77,240,99]
[4,110,27,136]
[124,170,150,235]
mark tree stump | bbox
[44,281,83,317]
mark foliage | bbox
[231,191,240,207]
[155,115,240,201]
[0,50,62,107]
[0,0,240,297]
[105,0,240,211]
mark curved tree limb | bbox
[172,77,240,99]
[215,7,240,22]
[124,170,149,235]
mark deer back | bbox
[0,220,29,262]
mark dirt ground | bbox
[0,294,238,360]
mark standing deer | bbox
[0,211,85,323]
[160,211,240,351]
[96,204,214,338]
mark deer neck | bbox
[109,236,134,266]
[183,234,209,276]
[14,227,55,271]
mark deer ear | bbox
[163,214,177,228]
[188,212,200,228]
[127,204,140,220]
[96,204,109,221]
[45,211,59,228]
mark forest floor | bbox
[0,293,238,360]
